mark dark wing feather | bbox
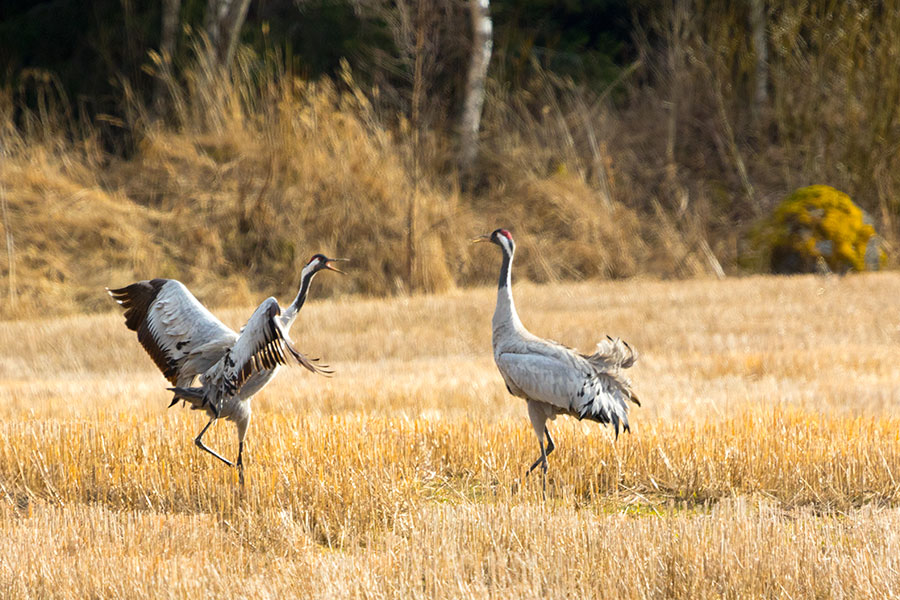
[108,279,237,386]
[108,279,178,383]
[224,298,332,395]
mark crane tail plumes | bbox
[166,385,217,415]
[575,379,634,438]
[167,386,204,400]
[585,336,638,372]
[574,337,640,436]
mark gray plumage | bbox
[475,229,640,489]
[108,254,346,483]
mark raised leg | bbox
[195,417,234,467]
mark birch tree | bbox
[205,0,252,68]
[458,0,492,176]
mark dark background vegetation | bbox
[2,0,899,318]
[0,1,637,111]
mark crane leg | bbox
[194,417,235,467]
[527,427,554,474]
[236,441,244,486]
[524,402,552,496]
[535,437,548,496]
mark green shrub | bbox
[751,185,884,274]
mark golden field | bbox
[3,273,900,597]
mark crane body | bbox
[475,229,640,491]
[109,254,345,483]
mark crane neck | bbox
[281,263,317,329]
[492,244,524,333]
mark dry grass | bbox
[0,43,661,321]
[0,68,469,317]
[8,3,900,321]
[3,273,900,597]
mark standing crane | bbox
[473,229,640,492]
[108,254,347,484]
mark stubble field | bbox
[3,274,900,598]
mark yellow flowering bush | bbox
[754,185,883,274]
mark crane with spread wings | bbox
[108,254,346,483]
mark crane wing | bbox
[496,350,637,436]
[496,352,587,410]
[222,297,331,395]
[108,279,237,385]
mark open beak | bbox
[471,235,491,244]
[324,257,349,274]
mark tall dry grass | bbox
[0,54,470,319]
[3,274,900,596]
[0,30,677,321]
[5,2,900,317]
[0,40,661,321]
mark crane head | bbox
[306,254,349,275]
[472,229,514,253]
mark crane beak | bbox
[472,235,491,244]
[324,258,349,274]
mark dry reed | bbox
[3,274,900,597]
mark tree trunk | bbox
[458,0,492,177]
[205,0,252,67]
[407,0,428,290]
[153,0,181,114]
[750,0,768,126]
